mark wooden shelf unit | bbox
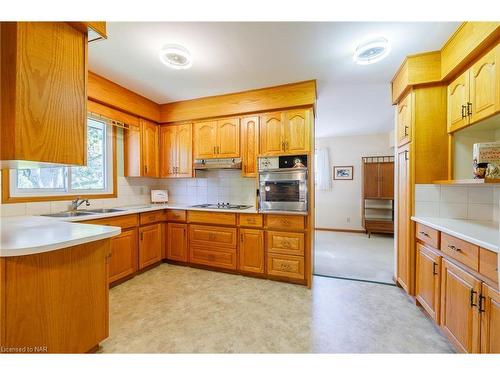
[362,156,395,237]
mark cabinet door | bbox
[138,223,162,269]
[217,118,240,157]
[447,71,470,133]
[469,45,499,124]
[397,92,412,147]
[159,125,177,177]
[193,121,217,159]
[416,243,441,323]
[440,259,481,353]
[239,228,264,274]
[241,116,259,177]
[166,223,188,262]
[0,22,87,165]
[260,112,284,156]
[397,145,411,294]
[379,162,394,199]
[284,109,310,154]
[176,123,193,178]
[480,284,500,353]
[363,163,380,198]
[141,118,159,177]
[109,228,138,284]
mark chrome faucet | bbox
[71,197,90,211]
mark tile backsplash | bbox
[0,170,256,217]
[415,184,500,222]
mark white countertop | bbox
[0,216,121,257]
[411,217,499,254]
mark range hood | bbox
[194,158,242,170]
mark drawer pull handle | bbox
[419,231,430,237]
[280,263,292,271]
[432,262,438,276]
[281,240,291,248]
[281,219,290,225]
[478,295,486,313]
[447,244,461,252]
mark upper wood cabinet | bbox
[124,118,159,177]
[241,116,259,177]
[447,43,499,132]
[1,22,87,166]
[362,161,394,199]
[193,118,240,159]
[396,92,412,147]
[159,123,193,178]
[260,109,311,156]
[440,259,481,353]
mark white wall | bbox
[315,132,393,230]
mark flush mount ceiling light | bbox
[353,37,391,65]
[158,44,192,69]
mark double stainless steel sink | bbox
[42,208,126,218]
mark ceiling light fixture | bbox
[353,37,391,65]
[158,44,192,69]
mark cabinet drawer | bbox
[365,220,393,232]
[479,248,498,283]
[441,233,479,271]
[266,231,304,256]
[83,214,138,229]
[265,215,305,231]
[238,213,263,228]
[189,245,236,270]
[416,223,439,249]
[187,211,236,225]
[139,210,166,225]
[267,253,304,280]
[189,225,237,249]
[166,209,186,222]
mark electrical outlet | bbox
[346,217,350,223]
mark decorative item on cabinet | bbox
[1,22,87,166]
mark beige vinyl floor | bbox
[314,231,395,284]
[100,264,455,353]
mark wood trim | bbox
[67,22,107,39]
[88,71,161,122]
[1,126,118,204]
[159,80,317,123]
[314,227,365,233]
[88,100,139,127]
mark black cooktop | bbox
[190,203,252,210]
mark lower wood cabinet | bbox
[266,231,304,256]
[416,243,441,323]
[166,223,188,262]
[440,259,482,353]
[480,284,500,353]
[239,228,264,274]
[189,225,237,249]
[267,253,305,280]
[190,245,237,270]
[138,223,162,269]
[108,228,138,284]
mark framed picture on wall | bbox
[333,166,353,180]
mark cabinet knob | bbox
[467,102,472,116]
[461,105,467,119]
[419,231,430,237]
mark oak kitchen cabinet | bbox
[239,228,264,274]
[159,123,193,178]
[396,91,412,147]
[124,118,159,177]
[480,283,500,353]
[1,22,87,166]
[241,116,259,177]
[166,223,188,262]
[447,43,499,133]
[416,243,441,323]
[138,223,162,269]
[397,144,411,294]
[108,228,138,284]
[193,118,240,159]
[260,109,311,156]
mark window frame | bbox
[1,120,117,204]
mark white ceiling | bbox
[89,22,460,138]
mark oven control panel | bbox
[258,157,279,171]
[258,155,308,171]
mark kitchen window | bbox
[6,117,116,201]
